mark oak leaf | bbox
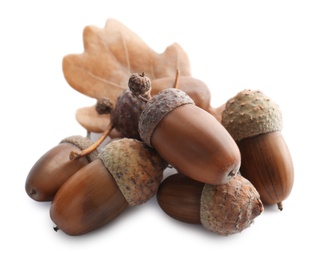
[63,18,195,133]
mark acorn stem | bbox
[69,123,114,160]
[277,201,283,211]
[136,94,150,103]
[53,226,59,232]
[173,68,180,89]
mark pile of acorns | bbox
[25,73,294,236]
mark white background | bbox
[1,0,318,259]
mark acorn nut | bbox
[157,173,264,236]
[137,86,241,185]
[221,89,294,210]
[25,135,98,201]
[50,138,167,236]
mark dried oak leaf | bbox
[63,19,192,133]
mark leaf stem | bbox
[173,68,180,89]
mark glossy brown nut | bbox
[139,88,241,185]
[237,131,294,209]
[157,173,204,224]
[25,136,98,201]
[50,159,128,236]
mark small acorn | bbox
[221,89,294,210]
[157,173,264,236]
[132,75,241,185]
[25,135,98,201]
[69,73,151,160]
[96,73,151,140]
[50,138,167,236]
[109,89,146,140]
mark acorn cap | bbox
[221,89,283,141]
[99,138,166,206]
[60,135,98,162]
[139,88,195,147]
[200,174,264,236]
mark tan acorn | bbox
[221,89,294,210]
[50,138,167,236]
[157,173,264,236]
[25,135,98,201]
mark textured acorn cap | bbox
[128,72,151,97]
[200,174,264,236]
[221,89,283,141]
[99,138,167,206]
[139,88,195,147]
[60,135,98,162]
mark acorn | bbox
[97,72,151,140]
[25,135,98,201]
[157,173,264,236]
[221,89,294,210]
[69,73,151,160]
[132,75,241,185]
[50,138,167,236]
[109,88,146,140]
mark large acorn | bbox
[50,138,167,236]
[130,73,241,185]
[221,89,294,210]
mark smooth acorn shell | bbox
[25,143,91,201]
[157,173,204,224]
[50,159,128,236]
[151,104,241,184]
[237,131,294,209]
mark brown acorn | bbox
[69,73,151,160]
[95,73,151,140]
[25,135,98,201]
[157,173,264,236]
[221,89,294,210]
[134,83,241,185]
[109,89,146,140]
[50,138,167,236]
